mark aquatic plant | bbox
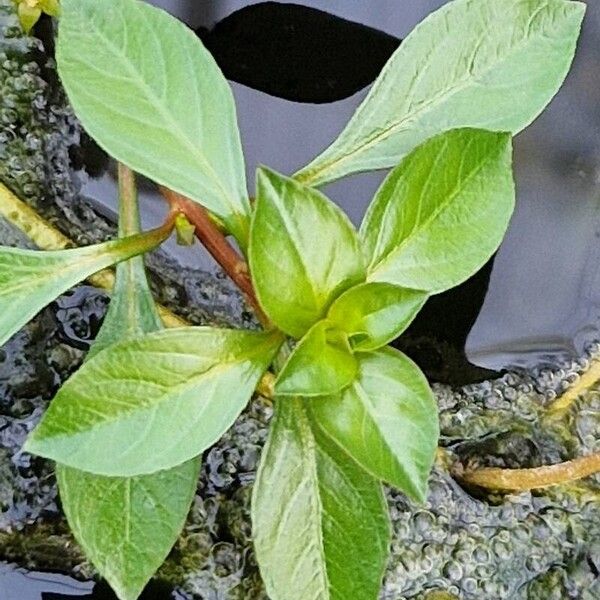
[0,0,587,598]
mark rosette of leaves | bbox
[0,0,584,598]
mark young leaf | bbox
[295,0,585,186]
[309,348,438,503]
[361,128,515,293]
[250,167,365,338]
[327,282,427,352]
[25,327,283,476]
[275,321,357,397]
[56,0,250,245]
[56,168,201,600]
[252,399,390,600]
[0,224,170,349]
[57,461,200,600]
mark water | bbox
[80,0,600,372]
[0,563,92,599]
[0,562,187,598]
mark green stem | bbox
[117,163,142,237]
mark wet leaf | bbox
[275,321,357,397]
[26,328,282,476]
[56,0,250,245]
[296,0,585,186]
[327,282,427,352]
[252,399,390,600]
[361,129,515,293]
[0,226,169,349]
[250,167,364,338]
[310,348,438,502]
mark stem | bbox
[548,358,600,415]
[457,453,600,491]
[0,181,72,250]
[117,163,142,237]
[160,187,270,327]
[0,180,186,328]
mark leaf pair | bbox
[54,0,585,252]
[56,174,201,600]
[251,128,515,397]
[252,349,439,600]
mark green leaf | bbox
[57,461,200,600]
[250,167,365,338]
[275,321,357,397]
[40,0,61,17]
[361,128,515,293]
[252,399,390,600]
[295,0,585,186]
[26,327,283,476]
[0,225,170,349]
[56,0,250,245]
[327,282,427,352]
[17,2,42,33]
[309,348,438,503]
[56,170,200,600]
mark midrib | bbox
[297,401,331,600]
[367,151,494,278]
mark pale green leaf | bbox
[57,0,250,245]
[361,128,515,293]
[56,172,200,600]
[250,167,365,338]
[0,225,169,349]
[327,282,427,352]
[17,2,41,33]
[296,0,585,186]
[57,461,200,600]
[252,399,390,600]
[310,348,438,503]
[26,328,282,476]
[275,321,357,397]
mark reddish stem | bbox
[160,187,269,326]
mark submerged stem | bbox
[457,453,600,491]
[0,180,186,328]
[548,358,600,415]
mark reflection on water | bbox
[0,563,183,599]
[0,563,92,599]
[467,0,600,369]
